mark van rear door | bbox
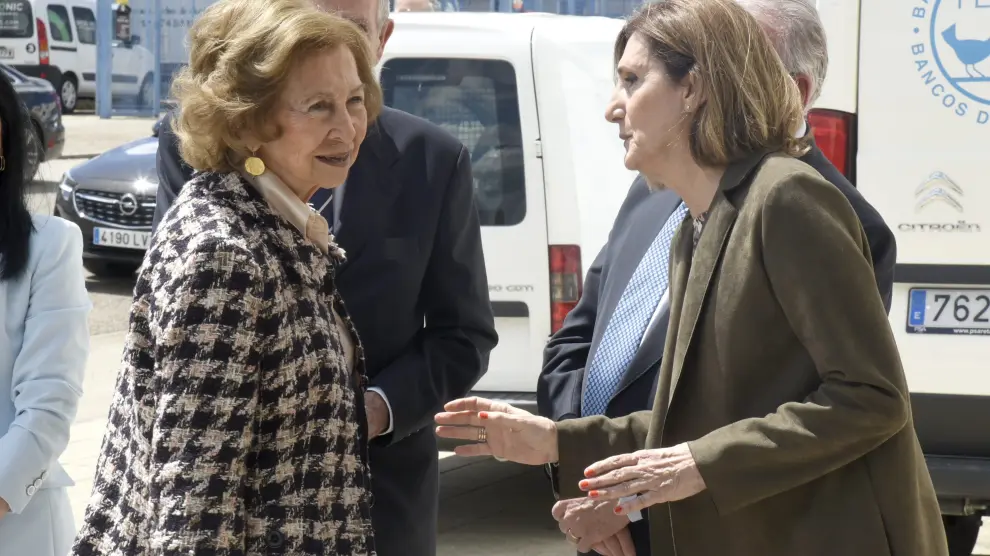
[857,0,990,458]
[0,0,38,67]
[381,20,551,398]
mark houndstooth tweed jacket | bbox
[72,171,375,555]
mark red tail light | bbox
[549,245,582,334]
[36,18,49,65]
[808,109,857,183]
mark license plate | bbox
[906,288,990,335]
[93,227,151,250]
[0,47,13,59]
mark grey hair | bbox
[736,0,828,109]
[378,0,390,29]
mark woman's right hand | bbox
[435,397,559,466]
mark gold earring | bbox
[244,151,265,176]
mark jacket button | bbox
[266,530,285,549]
[40,470,48,481]
[26,485,37,496]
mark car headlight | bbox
[58,174,76,200]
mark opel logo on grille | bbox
[119,194,139,216]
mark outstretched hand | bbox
[435,397,559,465]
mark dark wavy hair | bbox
[0,70,32,281]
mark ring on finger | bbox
[566,529,580,544]
[477,427,487,443]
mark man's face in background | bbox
[313,0,394,61]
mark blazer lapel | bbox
[647,225,691,445]
[662,151,771,406]
[666,194,738,406]
[333,122,400,274]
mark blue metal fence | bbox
[98,0,210,118]
[96,0,636,119]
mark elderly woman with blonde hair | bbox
[436,0,949,555]
[71,0,382,553]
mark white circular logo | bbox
[911,0,990,125]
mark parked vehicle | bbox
[818,1,987,553]
[381,11,634,410]
[0,0,157,112]
[2,62,63,180]
[389,9,989,554]
[53,117,159,276]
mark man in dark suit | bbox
[537,1,895,554]
[153,0,498,554]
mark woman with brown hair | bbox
[71,0,382,553]
[436,0,948,554]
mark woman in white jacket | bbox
[0,70,90,556]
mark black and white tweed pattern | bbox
[72,172,375,555]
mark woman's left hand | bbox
[578,443,708,516]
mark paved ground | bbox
[60,113,158,159]
[33,113,990,554]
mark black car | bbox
[1,64,64,181]
[54,118,160,277]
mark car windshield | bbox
[1,64,24,84]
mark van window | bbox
[381,58,526,226]
[72,7,95,44]
[0,0,33,38]
[47,4,72,42]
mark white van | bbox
[811,0,989,553]
[388,8,988,554]
[0,0,156,112]
[382,11,634,410]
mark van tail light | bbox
[36,18,50,65]
[808,109,857,184]
[549,245,582,334]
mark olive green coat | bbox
[555,153,948,556]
